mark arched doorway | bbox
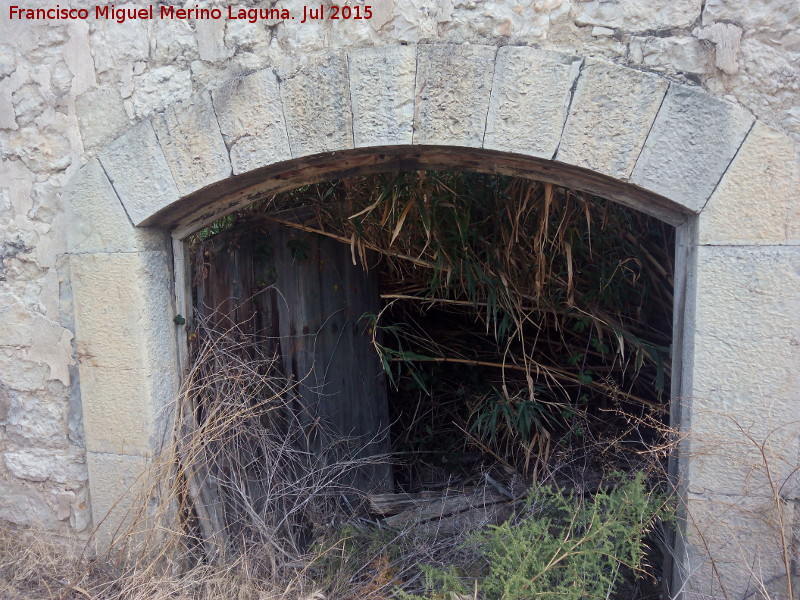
[64,44,799,599]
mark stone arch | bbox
[63,44,799,598]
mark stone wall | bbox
[0,0,797,552]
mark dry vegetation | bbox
[221,172,676,486]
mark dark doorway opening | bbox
[185,171,675,599]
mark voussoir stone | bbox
[348,45,416,148]
[98,120,180,227]
[65,159,166,254]
[414,44,497,148]
[699,121,800,245]
[685,245,800,498]
[485,46,582,159]
[556,60,668,181]
[70,251,177,372]
[152,91,232,199]
[630,84,754,212]
[280,54,354,158]
[212,69,291,175]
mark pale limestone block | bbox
[0,44,15,78]
[681,494,794,600]
[0,294,34,346]
[64,159,166,254]
[5,391,65,448]
[70,251,176,372]
[131,65,193,117]
[4,448,87,483]
[701,0,795,33]
[281,54,353,157]
[485,47,581,159]
[0,479,57,527]
[348,45,416,147]
[699,122,800,245]
[591,26,614,37]
[70,488,91,532]
[574,0,701,31]
[685,246,800,498]
[630,84,754,212]
[78,365,175,457]
[212,69,291,175]
[629,36,711,75]
[75,87,130,153]
[0,349,50,393]
[98,120,180,227]
[0,81,15,130]
[23,317,73,388]
[695,22,743,75]
[151,91,232,198]
[85,451,150,546]
[556,60,667,180]
[63,21,96,96]
[414,44,497,148]
[53,489,75,520]
[368,0,394,30]
[196,18,230,62]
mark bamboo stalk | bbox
[389,355,664,411]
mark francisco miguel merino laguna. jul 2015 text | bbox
[7,4,374,23]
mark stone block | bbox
[4,448,87,483]
[70,251,176,372]
[556,60,667,181]
[78,365,176,457]
[0,478,58,527]
[348,45,416,148]
[685,246,800,498]
[414,44,497,148]
[485,47,581,159]
[152,91,232,198]
[699,122,800,245]
[0,349,50,393]
[5,391,67,448]
[281,54,353,157]
[85,451,150,546]
[701,0,793,31]
[574,0,701,31]
[629,36,711,75]
[212,68,291,175]
[98,120,180,226]
[680,494,794,600]
[695,23,743,75]
[65,159,167,254]
[0,44,15,79]
[630,84,754,212]
[76,86,130,153]
[0,294,34,347]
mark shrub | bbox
[400,473,670,600]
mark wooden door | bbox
[194,215,392,494]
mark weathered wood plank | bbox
[372,488,512,535]
[263,218,391,492]
[195,216,392,493]
[194,227,257,333]
[177,391,227,563]
[369,488,508,517]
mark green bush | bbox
[399,473,669,600]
